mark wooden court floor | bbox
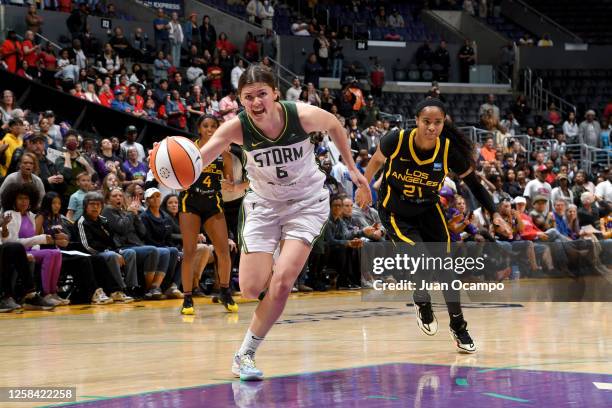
[0,287,611,407]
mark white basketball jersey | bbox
[238,101,325,201]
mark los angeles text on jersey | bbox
[203,162,223,175]
[253,146,304,167]
[390,169,440,187]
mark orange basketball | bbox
[149,136,203,190]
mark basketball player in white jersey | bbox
[197,64,370,380]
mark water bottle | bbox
[511,264,520,280]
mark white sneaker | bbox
[414,302,438,336]
[91,288,113,305]
[51,293,70,306]
[164,284,184,299]
[110,291,134,303]
[232,353,264,381]
[43,294,62,307]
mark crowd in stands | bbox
[0,2,611,313]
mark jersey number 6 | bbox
[276,166,288,179]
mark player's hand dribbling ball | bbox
[149,136,203,190]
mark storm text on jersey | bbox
[253,146,304,167]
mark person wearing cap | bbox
[110,89,132,113]
[7,132,47,176]
[0,118,25,177]
[523,164,552,212]
[120,126,146,162]
[578,109,602,147]
[140,188,183,299]
[24,132,66,195]
[545,123,556,139]
[551,173,574,207]
[357,98,507,354]
[529,195,553,226]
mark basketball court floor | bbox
[1,287,611,407]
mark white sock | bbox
[238,329,264,357]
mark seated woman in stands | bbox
[35,192,113,305]
[1,183,66,307]
[140,188,183,298]
[1,216,57,312]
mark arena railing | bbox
[460,125,609,174]
[522,68,576,117]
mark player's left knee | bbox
[268,276,294,300]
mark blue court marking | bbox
[482,392,530,403]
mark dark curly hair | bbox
[1,182,41,212]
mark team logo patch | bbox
[159,167,170,179]
[433,162,442,171]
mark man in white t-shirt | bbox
[120,126,146,162]
[595,172,612,203]
[286,77,302,102]
[523,164,552,211]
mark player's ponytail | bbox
[442,120,476,169]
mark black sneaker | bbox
[450,317,476,353]
[23,293,56,311]
[220,287,238,313]
[181,295,194,315]
[0,298,12,313]
[412,302,438,336]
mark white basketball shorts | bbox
[238,188,330,254]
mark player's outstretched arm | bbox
[199,117,243,168]
[297,103,370,196]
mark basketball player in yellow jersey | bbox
[179,115,237,315]
[356,98,504,353]
[196,64,370,380]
